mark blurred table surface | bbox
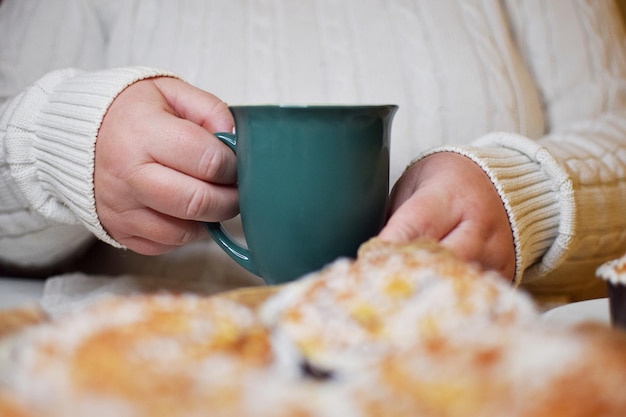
[0,277,45,310]
[0,274,610,329]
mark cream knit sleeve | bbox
[419,1,626,296]
[416,134,570,288]
[0,67,177,268]
[430,122,626,295]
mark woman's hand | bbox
[95,77,237,255]
[379,152,516,281]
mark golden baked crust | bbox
[0,305,46,338]
[0,392,32,417]
[0,295,304,417]
[1,239,625,416]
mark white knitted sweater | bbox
[1,0,625,297]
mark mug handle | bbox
[204,132,259,276]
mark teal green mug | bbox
[205,105,398,285]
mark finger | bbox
[147,112,237,184]
[110,208,209,255]
[378,190,459,242]
[438,222,483,264]
[130,163,239,222]
[440,222,515,280]
[152,77,234,133]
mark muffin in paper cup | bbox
[597,254,626,330]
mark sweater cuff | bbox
[6,67,179,247]
[412,132,574,286]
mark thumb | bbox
[152,77,234,133]
[378,187,455,243]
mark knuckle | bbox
[170,226,199,247]
[183,187,215,220]
[211,100,230,117]
[198,145,228,180]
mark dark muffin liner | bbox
[607,283,626,330]
[597,257,626,331]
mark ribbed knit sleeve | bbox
[418,133,571,287]
[416,0,626,297]
[0,66,178,267]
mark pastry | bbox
[260,239,538,374]
[0,294,318,417]
[1,238,625,416]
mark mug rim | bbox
[228,104,398,110]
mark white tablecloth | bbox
[0,218,264,315]
[0,277,45,309]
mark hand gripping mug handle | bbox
[204,132,259,276]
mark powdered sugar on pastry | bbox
[261,239,538,373]
[333,323,626,417]
[2,239,626,416]
[0,294,324,417]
